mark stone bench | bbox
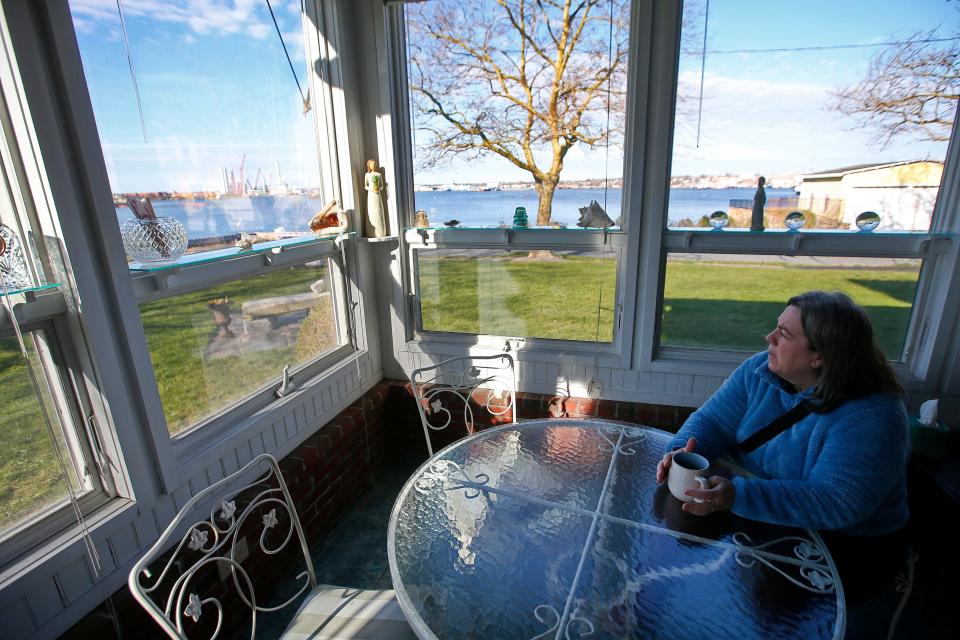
[241,290,330,331]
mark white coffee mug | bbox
[667,451,710,503]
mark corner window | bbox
[399,0,633,354]
[657,0,959,361]
[669,0,958,232]
[68,1,352,436]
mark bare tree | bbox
[407,0,630,225]
[831,30,960,148]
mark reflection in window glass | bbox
[140,262,340,435]
[417,249,616,342]
[0,334,85,536]
[405,1,629,228]
[669,1,958,231]
[660,254,921,359]
[70,2,325,253]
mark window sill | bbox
[0,285,65,331]
[0,496,134,585]
[663,228,953,255]
[129,232,354,303]
[406,332,627,369]
[404,226,626,248]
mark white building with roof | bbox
[797,160,943,230]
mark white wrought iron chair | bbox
[128,454,414,639]
[408,353,517,456]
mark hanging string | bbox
[0,244,122,638]
[587,0,617,405]
[115,0,147,142]
[265,0,312,114]
[695,0,710,148]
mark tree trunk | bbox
[535,178,559,226]
[528,176,560,259]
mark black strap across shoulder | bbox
[738,401,813,453]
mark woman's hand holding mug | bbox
[655,437,697,484]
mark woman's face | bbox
[764,305,823,391]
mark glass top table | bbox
[387,418,844,639]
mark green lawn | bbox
[139,264,337,434]
[419,254,618,341]
[661,258,919,356]
[1,255,920,531]
[0,338,73,533]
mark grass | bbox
[661,258,920,356]
[0,337,74,533]
[419,254,618,341]
[0,255,921,532]
[138,264,338,434]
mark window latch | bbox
[275,365,296,398]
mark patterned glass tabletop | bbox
[387,419,844,639]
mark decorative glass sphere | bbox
[784,211,806,230]
[121,217,187,264]
[855,211,881,232]
[708,210,729,229]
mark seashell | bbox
[309,200,342,233]
[576,200,615,228]
[235,232,258,250]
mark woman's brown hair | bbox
[787,290,903,411]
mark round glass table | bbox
[388,419,844,639]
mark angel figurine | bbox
[364,159,387,237]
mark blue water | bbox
[114,188,796,240]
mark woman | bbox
[655,290,909,607]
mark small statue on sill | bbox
[364,159,387,237]
[751,176,766,231]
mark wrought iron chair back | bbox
[408,353,517,456]
[128,454,317,639]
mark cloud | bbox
[70,0,275,41]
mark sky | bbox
[69,0,960,193]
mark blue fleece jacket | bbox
[668,352,909,536]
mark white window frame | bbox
[385,0,646,370]
[2,0,366,496]
[631,0,960,389]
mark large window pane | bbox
[0,334,86,537]
[417,249,616,342]
[669,1,959,231]
[660,254,921,359]
[140,262,340,435]
[70,2,324,254]
[405,1,629,229]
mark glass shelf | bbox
[0,282,59,298]
[128,232,355,273]
[665,227,952,237]
[404,226,625,232]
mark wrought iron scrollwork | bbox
[130,455,318,639]
[414,459,491,499]
[596,424,649,455]
[732,532,835,593]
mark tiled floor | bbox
[258,450,426,637]
[310,450,425,590]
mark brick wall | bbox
[387,380,696,456]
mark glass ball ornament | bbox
[708,210,729,229]
[855,211,881,232]
[784,211,806,230]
